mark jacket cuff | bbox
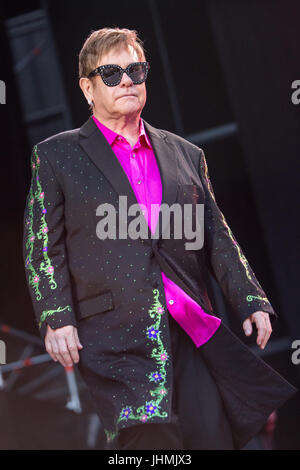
[38,308,78,340]
[238,300,278,325]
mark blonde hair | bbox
[78,27,146,79]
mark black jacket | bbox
[23,115,297,448]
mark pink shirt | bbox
[93,115,221,347]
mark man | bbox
[23,27,297,450]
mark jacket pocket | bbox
[76,290,114,320]
[177,183,204,204]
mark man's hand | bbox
[242,310,272,350]
[45,324,83,367]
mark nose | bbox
[120,71,133,87]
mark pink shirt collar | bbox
[92,115,152,148]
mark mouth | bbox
[118,94,138,99]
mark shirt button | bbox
[117,136,122,141]
[137,180,142,185]
[132,153,136,158]
[168,299,174,305]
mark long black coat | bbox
[23,115,297,448]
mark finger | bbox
[243,318,253,336]
[50,336,64,364]
[52,335,68,367]
[45,338,58,363]
[260,315,272,349]
[46,326,66,366]
[265,314,273,335]
[45,326,58,363]
[74,329,83,349]
[57,336,73,367]
[66,332,80,364]
[254,315,267,347]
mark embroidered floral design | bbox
[25,145,57,300]
[147,326,160,340]
[246,294,268,303]
[160,353,168,361]
[146,402,157,414]
[39,305,72,328]
[201,152,254,282]
[150,372,163,382]
[104,429,118,443]
[104,288,169,444]
[121,407,132,420]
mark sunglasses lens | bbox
[101,66,121,86]
[97,63,148,86]
[128,63,147,84]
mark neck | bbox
[93,111,141,147]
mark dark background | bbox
[0,0,299,450]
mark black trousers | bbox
[108,313,234,450]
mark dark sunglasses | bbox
[88,61,150,86]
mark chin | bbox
[118,103,141,115]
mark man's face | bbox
[88,45,147,121]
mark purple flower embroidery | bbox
[151,372,162,382]
[42,208,47,214]
[43,247,48,252]
[26,258,31,267]
[146,403,157,415]
[147,327,160,340]
[121,407,132,419]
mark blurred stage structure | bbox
[0,322,106,449]
[5,9,72,147]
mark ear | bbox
[79,77,94,103]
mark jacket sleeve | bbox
[198,148,277,324]
[23,144,78,339]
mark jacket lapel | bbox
[78,116,179,247]
[79,116,138,210]
[143,120,178,247]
